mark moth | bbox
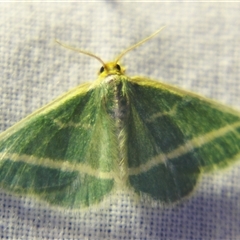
[0,28,240,208]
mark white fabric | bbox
[1,3,240,239]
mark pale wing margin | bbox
[130,76,240,118]
[0,82,91,142]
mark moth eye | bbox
[116,64,121,71]
[99,66,105,73]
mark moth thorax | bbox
[113,82,129,122]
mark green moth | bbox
[0,28,240,209]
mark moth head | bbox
[98,62,125,77]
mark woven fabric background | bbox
[1,2,240,239]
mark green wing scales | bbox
[1,72,240,208]
[126,77,240,203]
[0,82,118,207]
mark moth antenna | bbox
[114,26,165,63]
[55,39,106,67]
